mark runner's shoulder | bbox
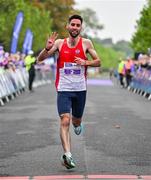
[82,38,92,45]
[82,38,93,49]
[55,39,64,49]
[55,39,64,45]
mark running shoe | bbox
[61,154,76,169]
[73,123,83,135]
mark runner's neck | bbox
[67,36,80,47]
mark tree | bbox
[0,0,51,52]
[0,0,19,50]
[44,0,76,38]
[94,41,124,69]
[113,40,133,57]
[131,0,151,53]
[79,8,103,38]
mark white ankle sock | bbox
[65,152,72,157]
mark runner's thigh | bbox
[72,91,86,118]
[57,92,72,116]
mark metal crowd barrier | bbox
[0,65,52,106]
[0,68,28,106]
[33,66,52,88]
[129,68,151,100]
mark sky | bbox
[74,0,147,43]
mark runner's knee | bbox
[60,113,70,127]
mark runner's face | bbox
[67,19,82,38]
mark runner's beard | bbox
[69,30,80,38]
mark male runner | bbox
[37,14,101,169]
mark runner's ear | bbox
[66,23,69,30]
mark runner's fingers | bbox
[50,32,58,41]
[75,56,81,61]
[52,32,58,40]
[51,32,55,39]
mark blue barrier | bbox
[129,68,151,99]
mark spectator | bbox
[24,50,36,92]
[125,57,134,87]
[117,59,125,88]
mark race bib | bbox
[64,62,81,75]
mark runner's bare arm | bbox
[85,39,101,67]
[37,32,58,63]
[74,39,101,67]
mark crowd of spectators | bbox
[0,45,53,106]
[0,45,25,71]
[116,53,151,100]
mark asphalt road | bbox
[0,77,151,178]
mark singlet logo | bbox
[64,51,69,54]
[75,49,80,54]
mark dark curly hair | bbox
[68,14,83,24]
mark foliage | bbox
[79,8,103,37]
[0,0,77,52]
[43,0,76,38]
[0,0,18,50]
[0,0,129,61]
[21,1,51,52]
[0,0,51,53]
[93,37,131,60]
[131,0,151,53]
[92,40,124,69]
[112,40,133,57]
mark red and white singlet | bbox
[55,37,87,91]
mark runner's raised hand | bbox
[46,32,58,51]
